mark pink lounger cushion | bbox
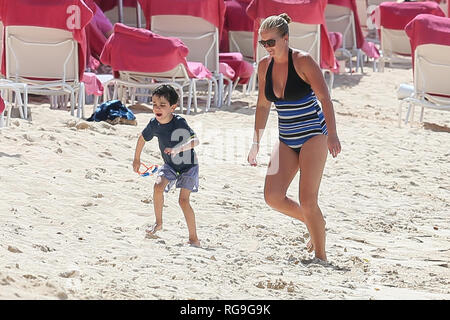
[137,0,226,36]
[82,72,104,96]
[219,52,254,84]
[405,13,450,70]
[100,23,212,79]
[378,1,445,31]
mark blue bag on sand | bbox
[86,100,137,125]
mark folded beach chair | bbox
[224,0,254,62]
[100,23,213,114]
[247,0,338,92]
[1,0,93,119]
[325,0,380,74]
[138,0,241,108]
[398,14,450,126]
[376,1,445,71]
[221,0,255,94]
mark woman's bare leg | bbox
[298,135,328,261]
[264,140,305,222]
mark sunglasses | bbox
[258,38,277,48]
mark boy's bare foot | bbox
[188,239,201,247]
[306,239,314,253]
[146,223,162,234]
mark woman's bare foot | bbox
[188,239,201,247]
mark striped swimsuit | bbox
[265,49,328,153]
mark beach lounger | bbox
[100,23,213,114]
[399,14,450,126]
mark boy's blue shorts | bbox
[158,164,199,193]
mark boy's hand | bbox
[164,147,181,155]
[133,158,141,173]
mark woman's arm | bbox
[294,53,341,158]
[248,58,273,166]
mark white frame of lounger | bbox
[102,63,212,115]
[399,43,450,126]
[4,26,85,118]
[151,15,232,108]
[325,4,364,74]
[0,82,26,128]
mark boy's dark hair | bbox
[152,85,179,106]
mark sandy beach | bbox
[0,64,449,300]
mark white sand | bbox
[0,65,449,300]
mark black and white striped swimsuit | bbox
[265,49,328,153]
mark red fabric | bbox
[82,72,104,95]
[0,96,4,114]
[246,0,338,72]
[405,13,450,70]
[0,0,93,80]
[86,21,108,59]
[219,52,254,84]
[100,23,212,79]
[225,0,253,32]
[221,0,253,52]
[93,0,138,12]
[137,0,226,36]
[379,1,445,30]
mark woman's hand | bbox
[327,134,341,158]
[247,143,259,166]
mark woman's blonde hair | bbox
[259,13,292,36]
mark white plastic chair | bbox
[151,14,231,108]
[379,26,412,70]
[399,43,450,126]
[4,26,85,118]
[325,3,364,74]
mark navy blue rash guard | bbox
[142,115,198,174]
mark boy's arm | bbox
[165,136,199,155]
[133,134,146,172]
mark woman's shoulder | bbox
[257,55,271,73]
[291,48,317,72]
[291,48,313,62]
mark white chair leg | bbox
[78,83,85,119]
[186,80,193,115]
[70,91,75,116]
[217,73,224,109]
[206,79,212,112]
[192,80,198,113]
[23,86,28,120]
[419,107,424,123]
[404,103,412,125]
